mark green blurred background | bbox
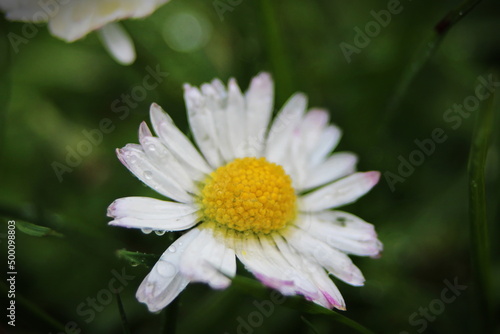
[1,0,499,333]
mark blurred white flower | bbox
[0,0,170,65]
[107,73,383,312]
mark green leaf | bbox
[116,249,158,268]
[15,220,63,238]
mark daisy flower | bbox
[107,72,383,312]
[0,0,170,65]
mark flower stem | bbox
[467,87,494,332]
[115,291,131,334]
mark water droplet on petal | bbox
[155,230,166,236]
[156,261,176,277]
[129,156,137,164]
[168,245,176,252]
[144,170,153,180]
[141,228,153,234]
[147,144,156,152]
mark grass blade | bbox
[467,87,494,332]
[385,0,483,116]
[259,0,294,104]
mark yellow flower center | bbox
[200,157,297,234]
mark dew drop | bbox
[144,170,153,180]
[155,230,166,236]
[141,228,153,234]
[129,156,137,164]
[147,144,156,152]
[168,245,176,252]
[156,261,176,277]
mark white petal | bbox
[48,1,96,41]
[300,171,380,211]
[300,152,358,190]
[272,234,346,309]
[234,235,295,295]
[98,23,136,65]
[244,72,274,156]
[234,234,316,297]
[269,235,326,302]
[107,197,199,231]
[136,228,200,312]
[123,0,170,18]
[307,263,346,310]
[284,225,365,286]
[0,0,47,22]
[138,122,198,191]
[226,78,247,158]
[309,125,342,167]
[284,109,332,187]
[49,0,169,42]
[258,235,318,296]
[179,227,236,289]
[205,79,233,162]
[299,211,383,257]
[117,144,193,203]
[149,103,212,175]
[299,109,331,153]
[265,93,307,167]
[3,0,170,41]
[184,84,223,167]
